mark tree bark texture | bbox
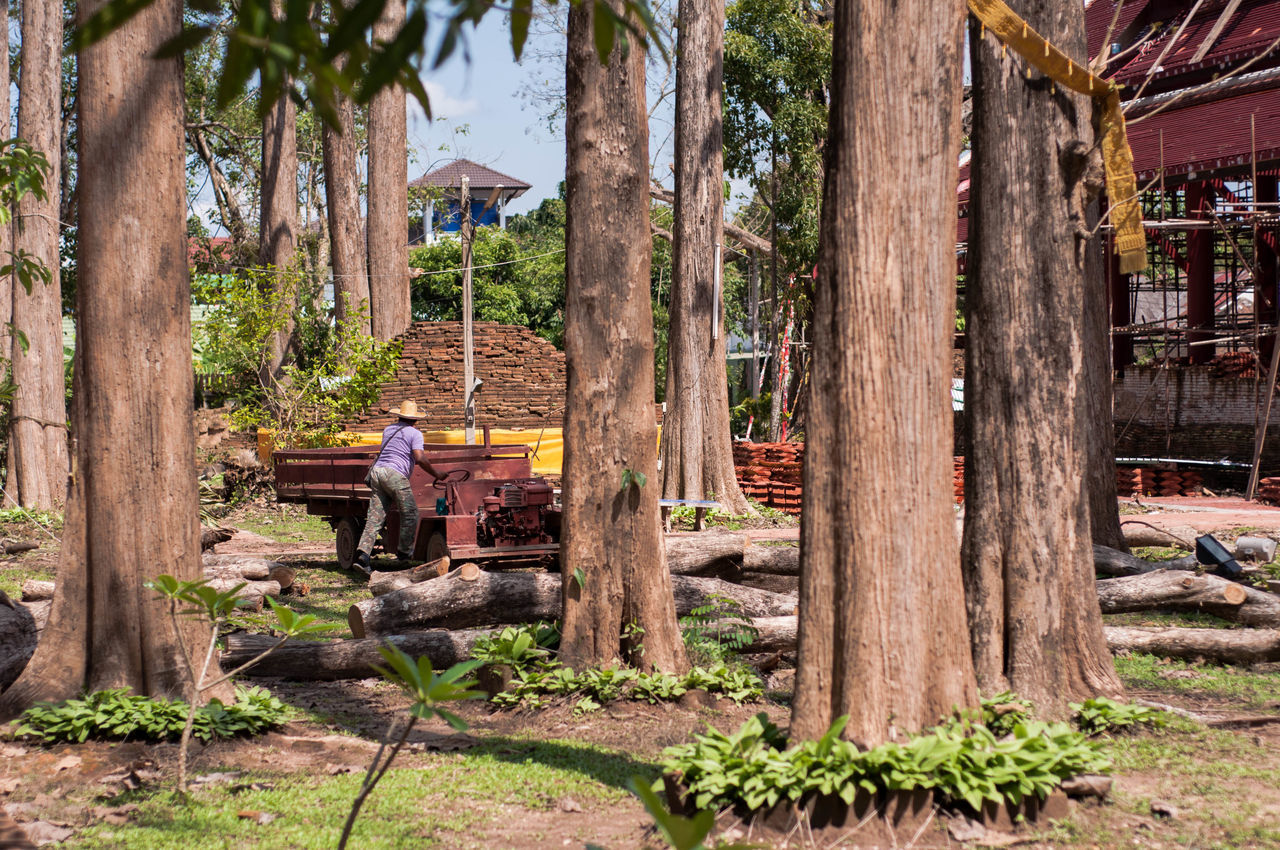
[0,6,11,384]
[1104,626,1280,665]
[259,75,299,386]
[0,0,209,716]
[221,615,801,681]
[791,0,978,746]
[961,0,1122,715]
[1120,524,1197,550]
[0,600,47,690]
[1083,204,1126,550]
[561,0,687,674]
[7,0,68,510]
[1096,571,1280,627]
[322,4,371,338]
[366,0,410,341]
[660,0,749,515]
[349,571,795,638]
[1093,544,1198,576]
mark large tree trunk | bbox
[366,0,410,341]
[791,0,978,747]
[349,571,795,637]
[0,0,210,716]
[322,0,371,338]
[659,0,750,515]
[0,5,11,388]
[560,0,688,674]
[259,67,298,388]
[960,0,1122,716]
[1096,571,1280,627]
[1082,207,1126,550]
[1104,626,1280,664]
[6,0,68,510]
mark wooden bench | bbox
[659,499,722,533]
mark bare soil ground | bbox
[2,498,1280,848]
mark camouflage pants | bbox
[358,465,418,559]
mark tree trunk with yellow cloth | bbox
[962,0,1123,719]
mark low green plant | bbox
[981,691,1035,736]
[15,685,289,744]
[661,711,1111,813]
[1071,696,1168,735]
[681,594,760,664]
[469,622,559,668]
[629,775,758,850]
[337,648,483,850]
[147,573,339,790]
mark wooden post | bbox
[461,176,475,443]
[1186,182,1216,364]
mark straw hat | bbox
[391,400,424,421]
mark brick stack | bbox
[1114,466,1204,497]
[1258,476,1280,504]
[733,442,804,514]
[1209,352,1257,379]
[953,457,964,503]
[345,322,566,431]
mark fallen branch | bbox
[1097,570,1280,627]
[348,572,797,638]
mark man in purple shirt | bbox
[355,400,444,573]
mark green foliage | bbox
[146,574,339,642]
[1071,697,1169,735]
[619,468,647,491]
[373,648,484,728]
[470,622,559,667]
[629,776,717,850]
[196,269,401,448]
[661,712,1112,813]
[980,691,1035,737]
[15,686,290,744]
[409,224,565,347]
[681,595,760,665]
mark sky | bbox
[409,16,569,217]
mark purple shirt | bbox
[374,422,424,480]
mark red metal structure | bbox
[274,428,560,570]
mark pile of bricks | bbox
[1115,466,1204,497]
[345,322,566,431]
[953,457,964,503]
[1258,476,1280,504]
[733,442,804,514]
[1209,352,1258,379]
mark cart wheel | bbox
[336,517,362,571]
[425,531,448,564]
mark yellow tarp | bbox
[259,427,567,475]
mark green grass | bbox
[1115,652,1280,709]
[228,560,366,636]
[232,506,332,544]
[1103,610,1242,629]
[66,736,655,849]
[0,563,55,600]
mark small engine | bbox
[475,479,555,548]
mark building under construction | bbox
[961,0,1280,486]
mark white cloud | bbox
[408,80,479,128]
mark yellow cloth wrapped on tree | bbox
[967,0,1147,273]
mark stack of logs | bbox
[1257,477,1280,504]
[732,443,803,514]
[1115,467,1204,498]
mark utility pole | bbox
[461,176,475,443]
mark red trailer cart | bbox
[274,429,560,571]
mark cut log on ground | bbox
[348,571,797,638]
[201,525,235,551]
[1105,626,1280,664]
[0,541,38,556]
[737,572,799,595]
[1097,570,1280,627]
[1120,523,1198,550]
[0,599,49,690]
[222,614,803,680]
[267,566,295,591]
[20,580,54,601]
[220,630,485,679]
[665,531,798,577]
[1094,544,1198,577]
[368,556,452,596]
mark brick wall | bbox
[345,321,566,431]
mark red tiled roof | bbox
[1112,0,1280,89]
[1086,0,1155,66]
[409,159,531,194]
[1127,84,1280,181]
